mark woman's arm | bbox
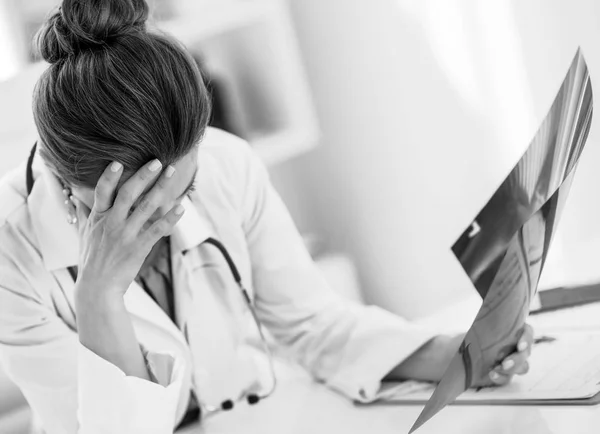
[226,138,435,401]
[384,335,456,383]
[0,257,185,434]
[71,159,184,380]
[0,159,191,434]
[386,326,533,386]
[228,134,532,400]
[75,286,150,381]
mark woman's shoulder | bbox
[194,127,266,215]
[199,127,254,165]
[197,127,257,186]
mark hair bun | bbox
[36,0,149,64]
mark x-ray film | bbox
[410,49,593,432]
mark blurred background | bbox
[2,0,600,432]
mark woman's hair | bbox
[33,0,211,188]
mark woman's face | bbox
[71,146,199,228]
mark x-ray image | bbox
[411,48,594,432]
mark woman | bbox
[0,1,533,433]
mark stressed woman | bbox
[0,1,533,433]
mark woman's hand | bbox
[387,324,534,387]
[474,323,534,387]
[73,159,185,300]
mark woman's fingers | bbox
[112,159,162,220]
[141,203,186,247]
[126,164,176,235]
[514,360,530,375]
[93,161,123,213]
[495,350,530,376]
[489,370,512,386]
[473,324,535,388]
[493,323,533,381]
[518,323,534,355]
[489,357,529,385]
[485,324,534,387]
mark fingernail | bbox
[489,371,500,381]
[165,165,176,178]
[502,359,515,370]
[148,160,162,172]
[110,161,122,172]
[518,341,528,352]
[174,204,185,215]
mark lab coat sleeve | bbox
[0,258,185,434]
[239,147,438,402]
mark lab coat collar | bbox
[29,157,213,271]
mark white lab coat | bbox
[0,128,436,433]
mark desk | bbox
[178,300,600,434]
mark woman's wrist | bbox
[74,278,125,313]
[430,334,462,377]
[74,277,150,381]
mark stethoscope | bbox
[26,143,278,416]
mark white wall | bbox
[285,0,600,319]
[0,0,28,81]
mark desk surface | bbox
[178,299,600,434]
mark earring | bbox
[62,187,78,225]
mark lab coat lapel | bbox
[170,196,237,402]
[181,246,248,404]
[170,196,251,403]
[179,247,266,405]
[122,278,195,425]
[28,151,79,272]
[27,154,80,328]
[122,280,188,346]
[169,194,216,335]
